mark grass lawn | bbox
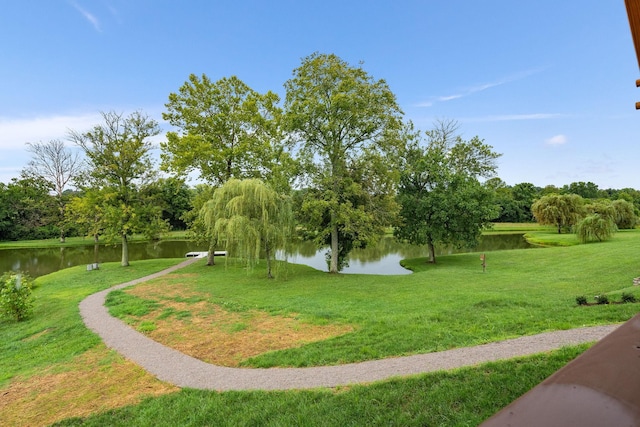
[1,229,639,425]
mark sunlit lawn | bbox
[2,229,640,425]
[104,229,640,368]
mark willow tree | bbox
[284,52,405,273]
[201,179,293,278]
[531,193,584,234]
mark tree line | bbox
[1,52,638,274]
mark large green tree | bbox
[69,111,167,266]
[394,120,501,263]
[201,179,293,278]
[284,52,405,273]
[162,74,292,189]
[531,193,584,234]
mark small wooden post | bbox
[480,253,486,272]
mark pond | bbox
[0,234,533,278]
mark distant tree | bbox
[0,177,57,241]
[612,199,637,229]
[23,140,81,242]
[66,188,105,242]
[284,52,405,273]
[394,120,501,263]
[69,111,167,266]
[563,181,600,199]
[490,180,539,223]
[162,74,293,189]
[531,194,584,233]
[575,214,617,243]
[201,179,293,278]
[511,182,539,222]
[141,177,193,231]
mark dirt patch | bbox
[123,284,355,366]
[21,328,52,342]
[0,346,178,427]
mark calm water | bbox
[0,234,533,278]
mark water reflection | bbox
[0,241,208,278]
[284,234,533,275]
[0,234,533,278]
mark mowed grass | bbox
[52,345,588,427]
[105,229,640,368]
[2,229,640,425]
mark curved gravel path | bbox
[79,258,619,391]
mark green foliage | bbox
[202,179,293,278]
[612,199,637,229]
[562,181,601,199]
[575,295,588,305]
[395,119,501,263]
[284,52,405,272]
[69,111,167,266]
[0,259,183,387]
[621,292,637,303]
[491,180,540,223]
[141,177,193,231]
[595,294,609,305]
[532,193,584,234]
[0,177,58,241]
[162,74,293,190]
[0,272,34,321]
[575,214,616,243]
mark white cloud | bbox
[0,113,103,149]
[415,67,547,107]
[545,134,568,146]
[69,1,101,32]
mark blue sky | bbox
[1,1,639,190]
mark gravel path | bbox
[79,258,619,391]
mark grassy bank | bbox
[0,231,190,250]
[106,229,640,368]
[2,229,639,425]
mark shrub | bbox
[621,292,637,303]
[575,295,588,306]
[0,272,35,321]
[595,294,609,305]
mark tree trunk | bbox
[557,222,562,234]
[121,234,129,267]
[329,221,339,273]
[206,240,215,266]
[93,243,99,264]
[265,241,273,279]
[59,204,66,243]
[427,242,436,264]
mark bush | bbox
[575,295,588,306]
[0,272,35,321]
[595,294,609,305]
[621,292,637,303]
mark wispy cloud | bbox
[545,134,568,146]
[416,67,547,107]
[69,1,101,32]
[462,113,563,122]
